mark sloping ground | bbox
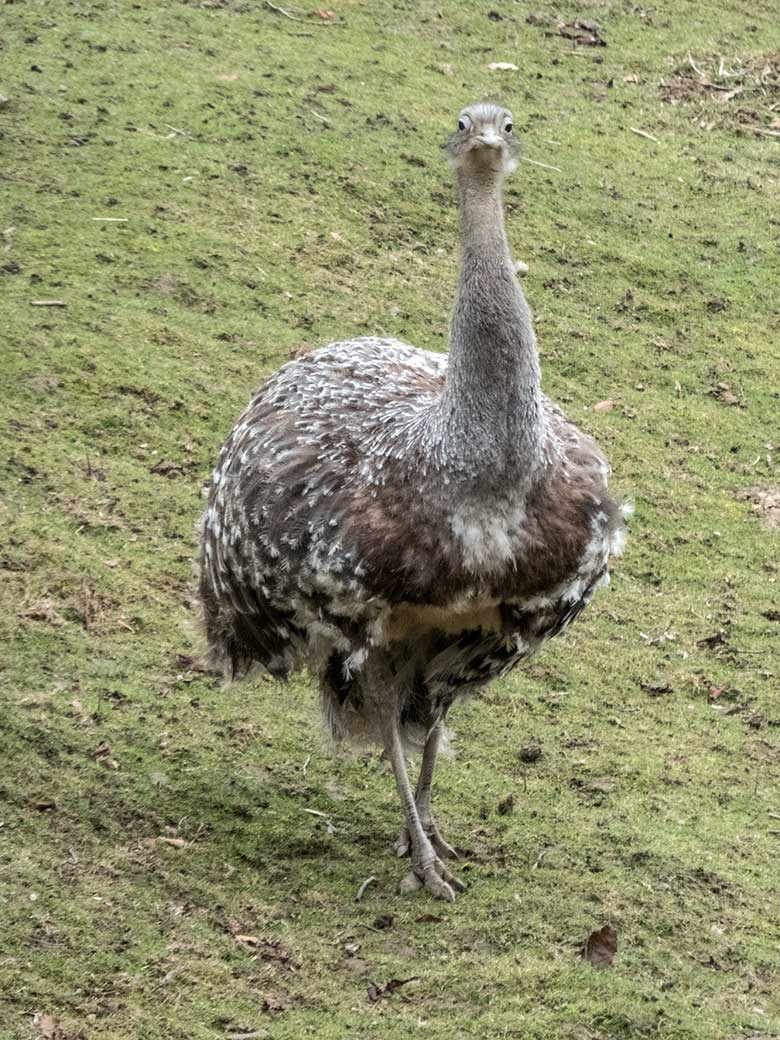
[1,2,779,1038]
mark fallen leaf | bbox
[593,399,614,412]
[623,74,638,83]
[488,62,518,71]
[707,685,740,702]
[155,836,188,848]
[313,8,335,17]
[414,913,442,924]
[216,73,240,81]
[226,1031,269,1040]
[583,925,618,968]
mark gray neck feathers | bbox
[439,170,543,481]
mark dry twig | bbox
[521,156,562,173]
[629,126,659,143]
[355,876,377,901]
[265,0,302,20]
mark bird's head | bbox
[446,101,518,179]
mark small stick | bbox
[93,217,128,222]
[687,52,706,78]
[521,156,562,173]
[310,109,331,124]
[752,127,780,138]
[265,0,302,20]
[165,124,188,136]
[355,875,377,901]
[532,846,552,869]
[329,928,353,945]
[302,754,311,777]
[303,806,336,832]
[629,127,659,143]
[265,0,337,26]
[30,300,66,307]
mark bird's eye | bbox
[504,121,513,134]
[457,115,471,132]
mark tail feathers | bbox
[199,577,304,680]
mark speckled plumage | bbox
[200,334,623,727]
[198,102,627,898]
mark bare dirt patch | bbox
[738,486,780,528]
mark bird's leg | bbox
[383,715,465,902]
[395,722,458,861]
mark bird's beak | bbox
[473,128,503,149]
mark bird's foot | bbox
[398,839,466,902]
[395,818,459,861]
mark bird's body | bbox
[199,102,626,899]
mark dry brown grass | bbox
[660,51,780,134]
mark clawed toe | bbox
[399,854,466,900]
[429,830,459,861]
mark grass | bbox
[1,0,779,1037]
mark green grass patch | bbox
[1,1,779,1038]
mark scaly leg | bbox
[383,715,465,901]
[395,722,458,860]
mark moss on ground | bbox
[1,1,779,1038]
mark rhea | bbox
[199,102,626,901]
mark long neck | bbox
[441,171,543,477]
